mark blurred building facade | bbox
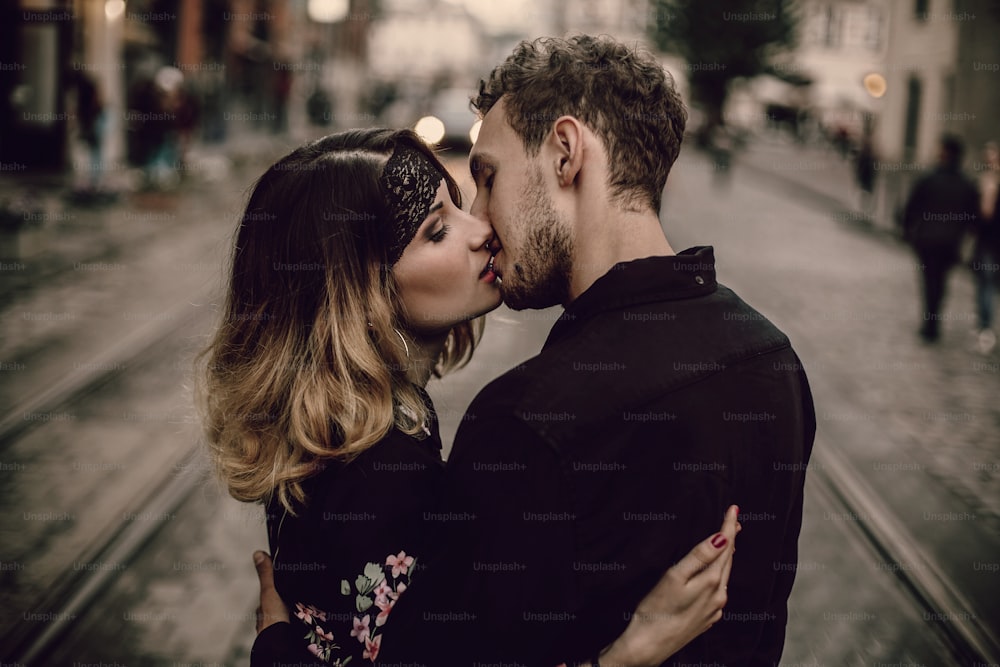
[719,0,1000,227]
[0,0,382,175]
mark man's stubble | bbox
[501,169,574,311]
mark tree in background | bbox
[649,0,799,145]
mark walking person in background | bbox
[903,134,980,343]
[855,132,877,218]
[73,73,107,196]
[972,141,1000,354]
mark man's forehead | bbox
[470,101,518,170]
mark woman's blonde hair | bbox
[197,128,481,514]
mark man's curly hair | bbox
[472,34,687,213]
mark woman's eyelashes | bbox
[429,221,450,243]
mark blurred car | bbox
[414,88,481,150]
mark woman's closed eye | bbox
[429,222,450,242]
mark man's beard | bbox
[501,173,573,311]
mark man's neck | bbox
[566,210,675,305]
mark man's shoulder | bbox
[462,284,795,440]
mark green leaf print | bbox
[363,562,386,586]
[355,594,373,613]
[340,579,350,596]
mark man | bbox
[902,134,979,342]
[259,35,815,666]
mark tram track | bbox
[0,294,218,664]
[810,438,1000,665]
[0,292,211,448]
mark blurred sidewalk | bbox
[733,133,903,239]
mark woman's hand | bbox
[253,551,290,634]
[596,505,741,667]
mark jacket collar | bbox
[544,246,718,349]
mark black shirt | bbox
[381,247,817,666]
[256,247,817,667]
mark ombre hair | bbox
[197,128,480,514]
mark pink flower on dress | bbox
[295,602,327,624]
[314,625,335,642]
[373,581,393,607]
[374,598,395,627]
[363,634,383,662]
[350,615,371,643]
[386,551,414,578]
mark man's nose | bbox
[467,209,494,250]
[469,193,488,222]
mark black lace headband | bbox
[379,144,445,266]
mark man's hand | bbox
[254,551,290,634]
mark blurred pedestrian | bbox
[902,134,979,342]
[972,141,1000,353]
[148,66,185,188]
[855,133,876,218]
[74,74,106,194]
[173,83,200,171]
[709,123,734,188]
[831,124,851,158]
[272,66,292,134]
[127,69,181,190]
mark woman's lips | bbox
[480,247,503,284]
[480,253,498,282]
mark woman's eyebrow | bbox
[419,200,445,228]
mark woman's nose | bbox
[465,210,493,250]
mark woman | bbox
[199,128,738,666]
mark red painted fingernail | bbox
[711,533,727,549]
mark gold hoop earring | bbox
[393,328,410,358]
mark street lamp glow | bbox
[308,0,349,23]
[105,0,125,20]
[863,73,887,98]
[415,116,446,145]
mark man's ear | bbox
[549,116,584,188]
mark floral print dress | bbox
[251,391,445,667]
[292,550,415,664]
